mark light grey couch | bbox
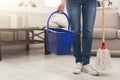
[92,8,120,56]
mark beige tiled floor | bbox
[0,48,120,80]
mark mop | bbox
[95,0,111,70]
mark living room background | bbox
[0,0,119,13]
[0,0,120,58]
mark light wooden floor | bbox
[0,48,120,80]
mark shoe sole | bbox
[82,69,99,76]
[73,71,81,74]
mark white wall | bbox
[118,0,120,10]
[1,0,119,13]
[36,0,57,13]
[0,0,57,13]
[24,0,57,13]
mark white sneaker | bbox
[73,62,82,74]
[82,64,99,76]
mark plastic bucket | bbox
[45,11,74,55]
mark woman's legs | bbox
[82,0,97,65]
[66,0,96,65]
[66,0,82,63]
[66,0,98,75]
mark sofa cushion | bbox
[94,8,119,29]
[117,30,120,39]
[42,22,59,29]
[93,28,117,39]
[49,22,59,28]
[51,14,68,28]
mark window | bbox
[0,0,19,10]
[45,0,61,8]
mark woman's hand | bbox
[57,0,66,14]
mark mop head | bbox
[95,48,111,70]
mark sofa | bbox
[92,7,120,56]
[49,7,120,56]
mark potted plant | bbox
[18,1,37,27]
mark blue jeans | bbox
[66,0,96,65]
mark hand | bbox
[57,1,65,14]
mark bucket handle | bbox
[47,11,71,31]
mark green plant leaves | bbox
[18,2,24,7]
[18,1,37,7]
[29,1,37,7]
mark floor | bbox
[0,47,120,80]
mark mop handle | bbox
[47,11,71,31]
[102,0,105,43]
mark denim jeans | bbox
[66,0,96,65]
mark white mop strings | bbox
[96,48,111,70]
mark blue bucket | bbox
[45,11,74,55]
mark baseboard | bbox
[91,49,120,57]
